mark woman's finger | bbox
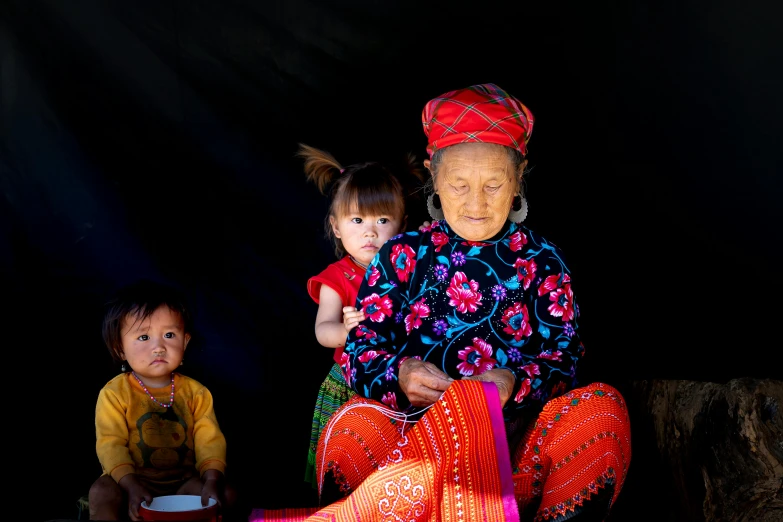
[422,361,453,381]
[409,385,442,407]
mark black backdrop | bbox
[2,1,782,521]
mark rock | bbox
[630,378,783,522]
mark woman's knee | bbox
[316,398,406,492]
[574,382,630,418]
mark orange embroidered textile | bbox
[249,381,631,522]
[511,382,632,520]
[251,380,519,521]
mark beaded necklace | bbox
[132,371,175,408]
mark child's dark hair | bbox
[298,143,427,258]
[102,279,193,364]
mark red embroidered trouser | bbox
[317,382,632,521]
[250,381,631,522]
[511,382,632,521]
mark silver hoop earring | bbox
[508,194,528,223]
[426,193,445,221]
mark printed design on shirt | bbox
[134,406,191,469]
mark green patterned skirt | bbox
[305,362,355,488]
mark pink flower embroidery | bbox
[431,232,449,252]
[538,273,570,296]
[509,231,528,252]
[548,283,575,322]
[356,326,377,340]
[382,391,399,410]
[360,293,393,323]
[339,352,352,387]
[404,299,430,334]
[520,363,541,378]
[513,258,537,289]
[537,273,575,322]
[538,350,563,362]
[457,338,497,376]
[398,355,421,368]
[390,244,417,283]
[368,266,381,286]
[358,350,388,363]
[446,271,483,314]
[501,302,533,341]
[514,378,532,403]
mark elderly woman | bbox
[252,84,632,522]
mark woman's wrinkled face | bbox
[427,143,521,241]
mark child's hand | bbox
[342,306,365,333]
[419,221,431,231]
[118,473,152,521]
[201,470,223,506]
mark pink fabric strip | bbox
[481,381,520,521]
[249,507,319,521]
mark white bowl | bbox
[141,494,217,512]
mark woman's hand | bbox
[463,368,515,408]
[342,306,365,333]
[399,358,454,407]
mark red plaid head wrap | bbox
[421,83,534,158]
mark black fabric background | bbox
[2,1,781,520]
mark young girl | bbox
[88,279,237,521]
[299,143,425,489]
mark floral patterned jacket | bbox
[340,219,585,422]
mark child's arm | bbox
[95,386,136,482]
[315,285,364,348]
[200,469,225,508]
[118,473,152,520]
[191,385,228,476]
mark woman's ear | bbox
[517,159,528,188]
[424,159,437,191]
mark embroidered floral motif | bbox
[342,221,584,420]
